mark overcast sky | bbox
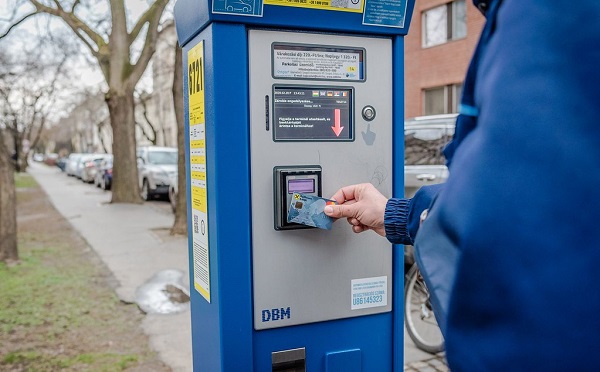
[0,0,172,91]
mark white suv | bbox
[137,146,178,201]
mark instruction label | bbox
[362,0,408,28]
[273,44,364,81]
[351,276,388,310]
[188,40,211,303]
[265,0,363,13]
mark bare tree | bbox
[1,0,171,203]
[0,40,69,263]
[170,42,186,235]
[0,55,67,171]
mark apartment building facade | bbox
[405,0,485,118]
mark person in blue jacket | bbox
[324,0,600,369]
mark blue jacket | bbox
[385,0,600,369]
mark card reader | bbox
[273,166,322,230]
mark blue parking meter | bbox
[174,1,415,370]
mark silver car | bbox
[65,153,84,177]
[404,114,456,198]
[81,154,110,183]
[137,146,178,201]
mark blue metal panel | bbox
[391,35,405,372]
[325,349,362,372]
[175,0,416,47]
[183,23,254,370]
[254,313,392,371]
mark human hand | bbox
[323,183,388,237]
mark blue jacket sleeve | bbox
[384,183,444,245]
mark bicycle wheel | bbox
[404,263,445,354]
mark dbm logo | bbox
[262,307,291,322]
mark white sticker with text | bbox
[351,276,388,310]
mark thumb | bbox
[324,203,358,219]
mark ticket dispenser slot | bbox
[272,348,306,372]
[274,166,322,230]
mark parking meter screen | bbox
[288,179,315,194]
[273,86,354,141]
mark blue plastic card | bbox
[287,193,337,230]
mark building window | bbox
[422,0,467,48]
[423,83,463,115]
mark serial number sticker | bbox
[351,276,387,310]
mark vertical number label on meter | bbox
[189,57,204,96]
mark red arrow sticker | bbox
[331,108,344,137]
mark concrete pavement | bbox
[28,162,447,371]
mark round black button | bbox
[362,106,376,121]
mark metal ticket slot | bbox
[174,0,415,370]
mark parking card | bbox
[287,193,337,230]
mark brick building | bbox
[405,0,485,118]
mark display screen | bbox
[288,179,315,194]
[272,44,365,81]
[273,86,354,141]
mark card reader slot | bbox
[273,166,322,230]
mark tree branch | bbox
[0,12,37,39]
[29,115,46,152]
[127,0,170,87]
[29,0,106,54]
[71,0,81,12]
[136,120,157,145]
[137,95,159,145]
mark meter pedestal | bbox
[174,1,415,370]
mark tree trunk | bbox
[0,133,18,263]
[12,134,21,172]
[171,43,187,235]
[106,90,143,204]
[19,152,29,172]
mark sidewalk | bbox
[28,163,192,372]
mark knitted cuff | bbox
[384,198,412,245]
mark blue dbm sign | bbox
[262,307,291,322]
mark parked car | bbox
[168,171,178,212]
[65,153,84,176]
[56,157,67,172]
[44,153,59,166]
[74,154,94,179]
[33,153,44,162]
[404,114,456,198]
[81,154,110,183]
[137,146,178,200]
[94,156,113,190]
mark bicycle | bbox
[404,262,445,354]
